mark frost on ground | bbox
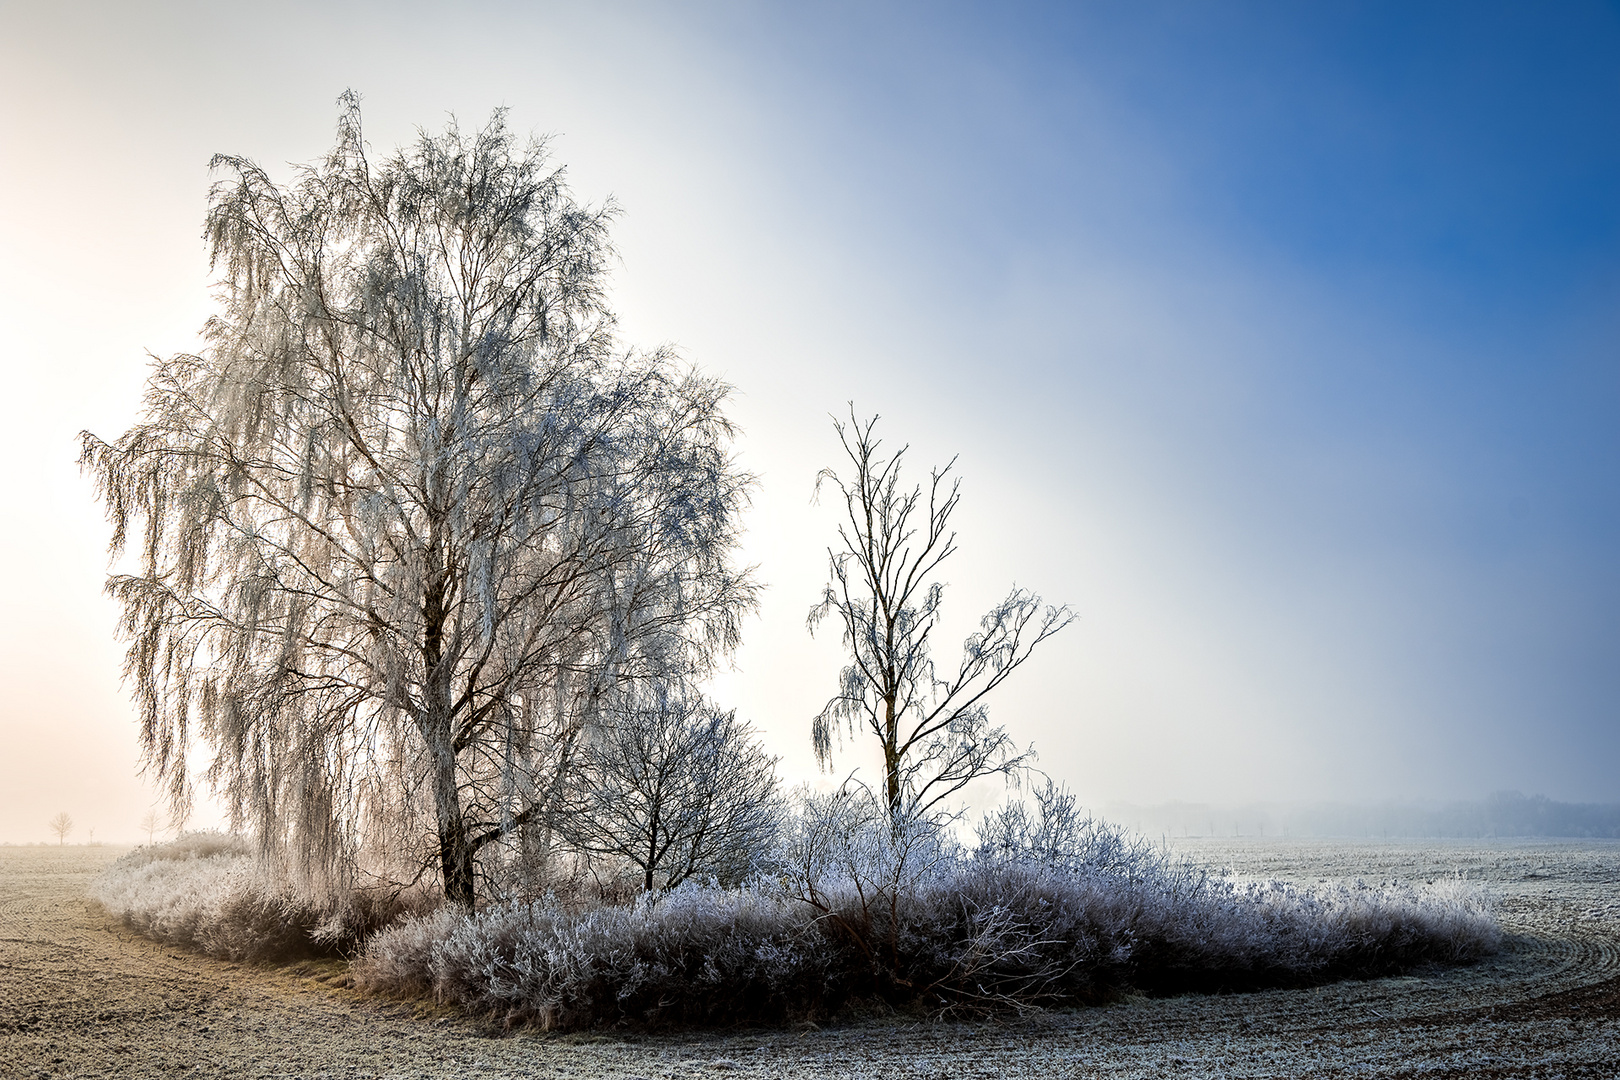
[4,839,1619,1077]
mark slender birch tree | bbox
[809,410,1074,820]
[81,95,755,906]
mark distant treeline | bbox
[1108,792,1620,840]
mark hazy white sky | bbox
[3,1,1619,843]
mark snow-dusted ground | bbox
[3,838,1617,1078]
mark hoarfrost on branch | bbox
[81,94,756,905]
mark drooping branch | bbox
[82,97,757,905]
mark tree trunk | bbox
[883,692,901,817]
[422,553,476,907]
[645,804,660,892]
[430,731,477,907]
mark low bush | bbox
[360,884,839,1029]
[90,833,433,962]
[353,788,1499,1029]
[98,801,1499,1025]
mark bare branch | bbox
[809,408,1072,820]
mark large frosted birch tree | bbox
[81,96,755,906]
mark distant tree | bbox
[49,812,73,845]
[559,689,782,891]
[80,95,755,906]
[139,809,164,845]
[809,411,1074,820]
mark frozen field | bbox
[1,837,1616,1078]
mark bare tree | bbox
[49,812,73,845]
[139,809,165,846]
[559,689,782,891]
[809,410,1074,820]
[81,95,755,906]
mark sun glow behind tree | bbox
[79,97,756,903]
[4,4,1620,845]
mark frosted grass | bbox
[90,833,431,961]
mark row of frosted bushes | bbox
[89,832,432,961]
[353,789,1497,1026]
[92,788,1499,1027]
[356,868,1494,1029]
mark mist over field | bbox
[1114,792,1620,842]
[3,2,1620,847]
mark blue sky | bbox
[2,1,1618,840]
[704,0,1620,803]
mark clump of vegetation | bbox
[90,833,434,962]
[92,803,1495,1025]
[353,785,1499,1030]
[82,99,1500,1031]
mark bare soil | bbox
[2,838,1618,1079]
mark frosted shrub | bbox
[783,785,958,909]
[356,792,1499,1029]
[360,883,835,1028]
[971,785,1499,994]
[974,779,1170,880]
[353,907,461,996]
[90,833,434,961]
[110,831,252,868]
